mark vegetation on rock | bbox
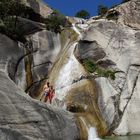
[106,10,120,21]
[98,5,108,16]
[0,18,26,42]
[44,10,71,33]
[0,0,28,42]
[82,58,116,80]
[75,10,90,19]
[0,0,70,42]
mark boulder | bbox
[0,70,79,140]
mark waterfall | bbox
[72,24,82,38]
[79,117,102,140]
[54,42,86,101]
[49,22,104,139]
[88,127,101,140]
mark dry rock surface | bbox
[0,70,79,140]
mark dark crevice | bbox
[79,40,96,44]
[25,77,48,93]
[122,72,140,115]
[33,61,52,68]
[14,42,38,78]
[0,120,41,126]
[108,66,140,134]
[108,94,122,134]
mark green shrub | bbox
[75,10,90,19]
[44,10,71,33]
[82,58,97,73]
[82,58,116,80]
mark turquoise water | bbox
[104,135,140,140]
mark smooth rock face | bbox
[0,29,62,96]
[0,70,79,140]
[114,0,140,29]
[77,16,140,135]
[0,34,25,83]
[114,66,140,135]
[75,40,106,62]
[25,0,53,18]
[28,30,61,96]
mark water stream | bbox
[54,42,86,100]
[88,127,101,140]
[51,23,102,139]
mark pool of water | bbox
[104,135,140,140]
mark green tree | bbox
[75,10,90,19]
[98,5,108,16]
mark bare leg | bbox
[40,93,44,101]
[44,95,49,103]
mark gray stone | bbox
[75,0,140,134]
[0,34,25,81]
[114,0,140,29]
[25,0,53,18]
[0,70,79,140]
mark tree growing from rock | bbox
[75,10,90,19]
[98,5,108,16]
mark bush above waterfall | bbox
[75,10,90,19]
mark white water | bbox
[54,42,85,101]
[79,117,101,140]
[72,23,82,39]
[88,127,101,140]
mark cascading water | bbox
[51,23,86,102]
[54,42,86,101]
[49,22,103,139]
[88,127,101,140]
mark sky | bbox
[43,0,122,17]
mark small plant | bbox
[82,58,97,73]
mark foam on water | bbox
[88,127,101,140]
